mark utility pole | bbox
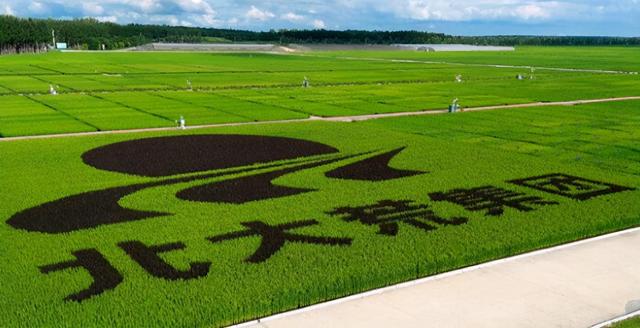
[51,29,56,47]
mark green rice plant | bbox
[319,46,640,72]
[0,75,55,93]
[1,48,639,137]
[611,316,640,328]
[0,100,638,327]
[0,95,95,136]
[157,90,308,121]
[30,93,171,131]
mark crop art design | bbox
[429,186,559,216]
[208,220,353,263]
[328,200,467,236]
[7,135,424,234]
[325,147,425,181]
[508,174,635,201]
[81,135,340,177]
[39,249,123,302]
[177,157,346,204]
[6,134,636,304]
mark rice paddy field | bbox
[0,47,639,137]
[0,46,639,327]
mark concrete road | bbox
[239,228,640,328]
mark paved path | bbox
[238,228,640,328]
[2,96,639,142]
[323,96,640,122]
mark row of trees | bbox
[0,16,145,53]
[1,15,639,54]
[457,35,640,46]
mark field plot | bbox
[1,47,640,137]
[370,100,640,176]
[0,84,13,95]
[1,99,639,327]
[0,95,95,136]
[317,46,640,72]
[156,91,307,122]
[1,47,639,327]
[30,94,171,131]
[0,75,56,93]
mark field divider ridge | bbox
[28,74,77,92]
[297,53,640,75]
[88,93,176,123]
[1,96,639,141]
[151,92,254,121]
[0,76,526,98]
[23,95,102,131]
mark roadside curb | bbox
[592,309,640,328]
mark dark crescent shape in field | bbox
[325,147,426,181]
[177,156,352,204]
[7,183,168,234]
[81,134,339,177]
[6,162,280,233]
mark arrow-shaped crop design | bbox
[6,134,426,234]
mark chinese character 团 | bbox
[508,173,635,201]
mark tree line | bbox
[1,15,639,54]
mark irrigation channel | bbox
[1,96,639,142]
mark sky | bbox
[1,0,639,37]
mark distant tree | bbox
[1,15,639,55]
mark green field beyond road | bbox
[1,47,639,327]
[0,47,639,137]
[1,97,639,326]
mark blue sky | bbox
[1,0,639,36]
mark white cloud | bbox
[27,2,47,14]
[125,0,161,12]
[82,3,104,16]
[282,12,304,22]
[2,0,639,36]
[515,4,551,20]
[95,15,118,23]
[144,14,180,25]
[381,0,569,21]
[312,19,325,29]
[246,5,274,21]
[175,0,215,15]
[3,4,15,15]
[194,13,221,26]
